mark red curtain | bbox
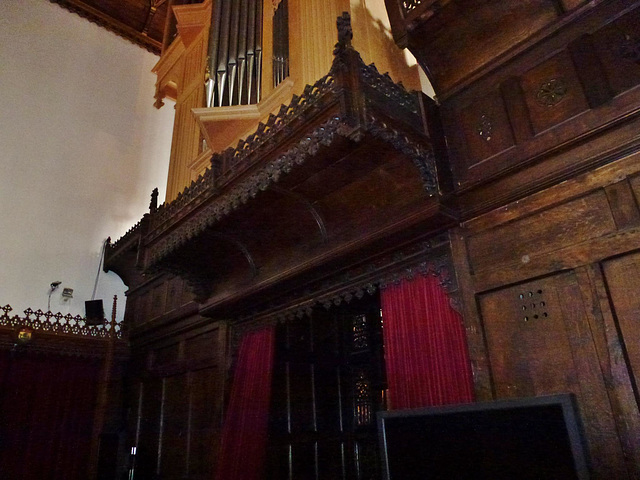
[0,349,101,479]
[381,274,474,410]
[215,326,275,480]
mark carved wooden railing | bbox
[0,304,122,339]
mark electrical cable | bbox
[91,239,108,301]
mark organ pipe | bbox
[205,0,264,107]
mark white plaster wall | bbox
[0,0,174,321]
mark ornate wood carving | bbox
[229,233,457,333]
[106,14,444,308]
[535,78,568,107]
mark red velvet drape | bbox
[215,326,275,480]
[0,349,101,479]
[381,274,474,409]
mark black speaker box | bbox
[85,299,105,325]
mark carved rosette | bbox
[536,78,567,107]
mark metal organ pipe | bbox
[205,0,263,107]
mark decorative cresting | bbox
[230,233,457,331]
[0,304,122,339]
[112,12,438,273]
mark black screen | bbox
[378,395,589,480]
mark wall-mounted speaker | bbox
[85,299,105,325]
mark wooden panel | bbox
[467,190,617,274]
[188,367,221,479]
[604,179,640,230]
[160,374,189,477]
[455,87,515,169]
[137,378,163,478]
[154,342,180,368]
[603,252,640,394]
[593,8,640,96]
[560,0,588,10]
[183,329,219,361]
[520,49,589,135]
[406,0,560,95]
[479,273,629,478]
[631,173,640,207]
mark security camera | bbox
[50,281,62,288]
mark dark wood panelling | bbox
[603,252,640,395]
[392,0,561,95]
[153,342,180,368]
[593,10,640,96]
[161,374,189,477]
[467,190,617,274]
[456,87,516,170]
[569,34,613,109]
[126,320,226,480]
[479,273,630,478]
[630,173,640,206]
[520,49,589,135]
[188,367,221,478]
[438,2,640,198]
[604,179,640,229]
[136,378,163,478]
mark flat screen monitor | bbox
[377,394,589,480]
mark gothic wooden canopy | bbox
[105,17,456,319]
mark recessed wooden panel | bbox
[408,0,560,95]
[604,179,640,230]
[602,252,640,393]
[520,50,589,135]
[593,9,640,96]
[479,273,628,478]
[154,342,180,368]
[183,329,219,361]
[467,190,617,274]
[630,174,640,207]
[137,379,163,478]
[188,367,221,478]
[457,88,515,168]
[161,374,189,478]
[289,362,316,432]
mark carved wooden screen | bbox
[266,294,385,480]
